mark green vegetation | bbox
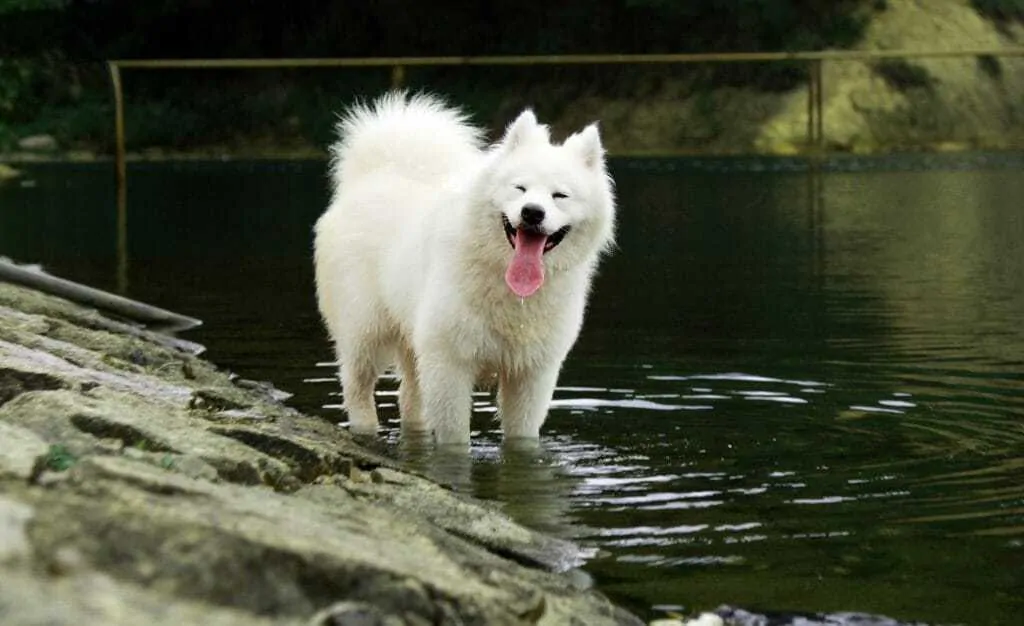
[42,444,77,472]
[1,1,874,58]
[976,54,1003,79]
[971,0,1024,20]
[872,59,935,91]
[0,1,1014,153]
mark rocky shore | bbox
[0,279,643,625]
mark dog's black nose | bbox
[520,204,545,226]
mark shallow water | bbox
[3,154,1022,625]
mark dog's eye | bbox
[552,191,569,200]
[514,185,527,193]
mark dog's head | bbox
[478,110,616,298]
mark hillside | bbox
[551,0,1024,154]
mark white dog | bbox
[314,93,615,444]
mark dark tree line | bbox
[3,0,874,59]
[5,0,1023,60]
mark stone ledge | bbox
[0,280,642,626]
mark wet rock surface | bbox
[711,606,933,626]
[0,281,642,626]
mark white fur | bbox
[314,92,616,445]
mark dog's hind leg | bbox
[397,345,427,434]
[339,348,380,435]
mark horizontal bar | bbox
[109,47,1024,70]
[0,259,202,333]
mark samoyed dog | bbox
[314,92,615,444]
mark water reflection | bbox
[396,430,585,538]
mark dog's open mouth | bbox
[501,215,570,253]
[502,215,571,297]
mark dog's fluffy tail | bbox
[329,92,483,188]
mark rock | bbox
[713,605,931,625]
[0,280,642,625]
[66,149,99,162]
[0,496,34,564]
[343,466,589,573]
[16,134,58,152]
[0,163,21,180]
[0,568,287,625]
[46,545,88,576]
[0,422,49,478]
[307,601,400,626]
[683,614,724,626]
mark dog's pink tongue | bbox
[505,230,547,297]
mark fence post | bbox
[814,58,824,150]
[108,62,127,194]
[107,61,129,293]
[391,65,405,90]
[805,58,826,152]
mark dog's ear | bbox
[564,123,605,170]
[500,109,545,151]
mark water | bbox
[2,155,1022,625]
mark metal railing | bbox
[109,50,1024,153]
[106,47,1024,173]
[104,48,1024,292]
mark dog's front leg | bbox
[498,363,561,439]
[417,353,475,446]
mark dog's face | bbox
[480,111,616,297]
